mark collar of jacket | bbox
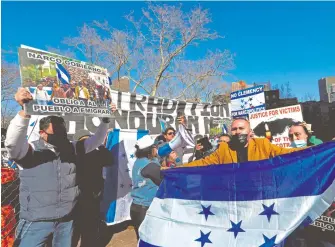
[227,138,257,163]
[33,138,58,154]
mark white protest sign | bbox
[249,105,303,147]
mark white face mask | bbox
[290,139,307,148]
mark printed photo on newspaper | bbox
[18,45,112,117]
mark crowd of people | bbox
[50,81,111,105]
[3,87,334,247]
[24,75,112,106]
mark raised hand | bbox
[15,87,33,106]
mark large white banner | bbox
[249,105,303,147]
[28,89,232,139]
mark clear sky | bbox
[2,1,335,100]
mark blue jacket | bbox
[131,157,160,207]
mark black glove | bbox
[102,117,110,123]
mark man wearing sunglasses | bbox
[163,127,176,142]
[5,88,116,247]
[181,118,303,167]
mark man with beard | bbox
[181,118,302,167]
[5,88,116,247]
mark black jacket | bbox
[76,144,114,198]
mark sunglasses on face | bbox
[167,132,175,136]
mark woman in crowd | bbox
[50,82,65,99]
[130,135,161,240]
[163,127,176,142]
[288,122,322,148]
[285,122,333,247]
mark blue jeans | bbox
[14,219,73,247]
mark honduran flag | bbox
[139,141,335,247]
[55,63,71,85]
[101,128,149,225]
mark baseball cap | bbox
[135,135,155,149]
[73,129,91,141]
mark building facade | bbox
[318,77,335,103]
[231,81,251,92]
[231,81,271,92]
[301,101,335,142]
[111,76,130,92]
[264,89,298,109]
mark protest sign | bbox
[26,91,232,225]
[230,85,266,118]
[27,89,232,164]
[18,45,112,117]
[249,104,303,147]
[307,204,335,244]
[27,89,232,138]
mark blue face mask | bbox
[290,140,307,148]
[175,157,181,163]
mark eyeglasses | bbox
[167,132,175,136]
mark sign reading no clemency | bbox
[230,85,266,119]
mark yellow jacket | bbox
[75,86,90,99]
[182,138,302,167]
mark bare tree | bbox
[1,59,20,128]
[46,46,76,58]
[126,3,221,96]
[63,24,103,64]
[273,82,294,99]
[280,81,294,99]
[158,49,234,101]
[300,92,317,102]
[63,3,234,100]
[92,22,138,81]
[212,83,232,104]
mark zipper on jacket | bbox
[58,158,61,218]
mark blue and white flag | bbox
[158,117,169,133]
[222,124,229,134]
[101,129,149,225]
[139,142,335,247]
[55,63,71,85]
